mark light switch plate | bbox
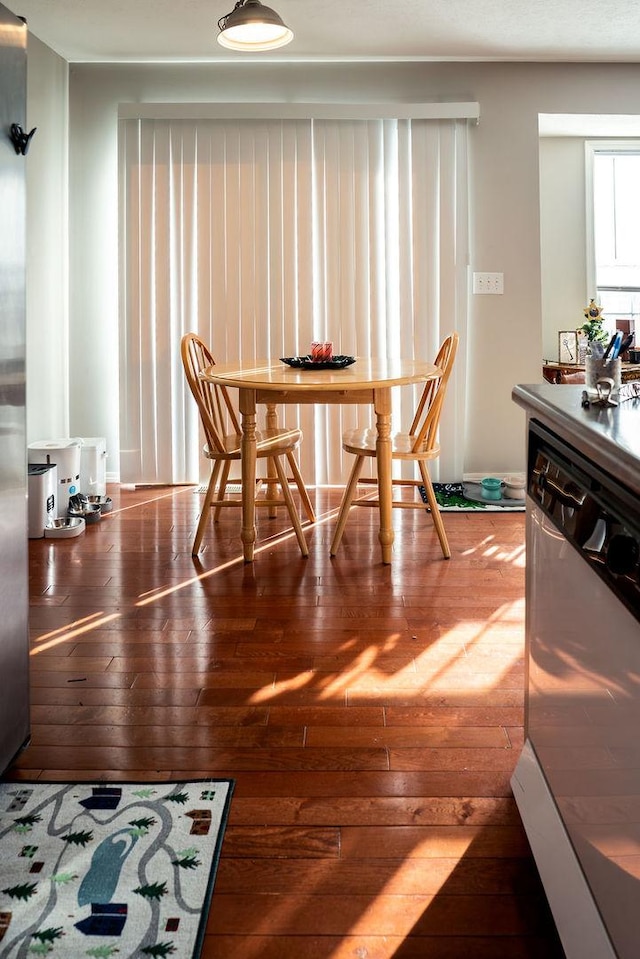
[473,272,504,294]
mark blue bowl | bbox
[481,476,503,501]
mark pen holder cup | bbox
[586,356,621,397]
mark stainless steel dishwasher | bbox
[512,418,640,959]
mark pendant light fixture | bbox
[217,0,293,51]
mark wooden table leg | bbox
[265,401,279,518]
[239,387,258,562]
[374,386,394,564]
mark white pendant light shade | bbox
[217,0,293,51]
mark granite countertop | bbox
[512,383,640,497]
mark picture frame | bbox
[558,330,579,364]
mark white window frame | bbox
[585,138,640,304]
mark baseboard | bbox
[193,479,263,495]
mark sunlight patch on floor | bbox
[30,612,122,655]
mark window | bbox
[119,113,471,486]
[588,141,640,334]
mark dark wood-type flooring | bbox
[10,484,566,958]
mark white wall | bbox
[25,55,640,478]
[25,35,68,444]
[540,138,589,362]
[67,60,547,480]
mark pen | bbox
[602,333,617,361]
[611,331,624,360]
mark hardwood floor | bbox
[12,484,565,958]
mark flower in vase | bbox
[578,299,608,349]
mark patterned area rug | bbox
[420,482,526,511]
[0,779,234,959]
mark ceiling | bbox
[7,0,640,64]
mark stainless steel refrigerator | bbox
[0,3,30,773]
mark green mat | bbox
[0,778,234,959]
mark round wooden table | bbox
[200,357,441,563]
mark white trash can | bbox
[79,437,107,497]
[28,438,82,516]
[27,463,57,537]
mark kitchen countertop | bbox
[512,383,640,497]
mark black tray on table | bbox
[280,355,356,370]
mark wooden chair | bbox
[330,332,459,559]
[181,333,316,556]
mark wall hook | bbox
[9,123,37,156]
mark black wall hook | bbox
[9,123,37,156]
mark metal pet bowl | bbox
[68,491,101,524]
[86,495,113,514]
[68,503,102,524]
[44,516,85,539]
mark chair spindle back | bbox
[180,333,241,454]
[408,332,459,454]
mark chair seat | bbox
[341,427,441,461]
[204,427,303,460]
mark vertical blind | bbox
[118,116,469,485]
